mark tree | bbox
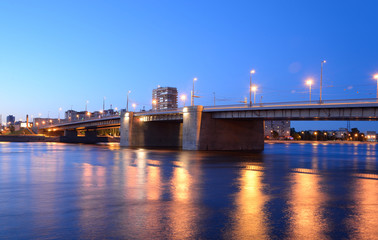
[9,125,15,133]
[272,131,279,139]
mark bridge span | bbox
[42,99,378,151]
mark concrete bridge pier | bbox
[120,111,133,147]
[182,105,264,151]
[182,106,203,150]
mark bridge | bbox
[42,98,378,151]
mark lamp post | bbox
[249,69,255,107]
[320,60,326,103]
[191,78,197,106]
[58,107,62,123]
[374,74,378,101]
[251,86,257,104]
[306,79,313,103]
[152,99,157,111]
[180,95,186,107]
[103,97,106,112]
[132,103,136,112]
[127,90,131,112]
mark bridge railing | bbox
[202,98,378,110]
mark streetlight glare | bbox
[132,103,136,108]
[251,86,257,92]
[193,77,197,81]
[180,95,186,100]
[250,69,255,74]
[306,79,313,85]
[374,74,378,80]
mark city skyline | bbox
[1,1,378,131]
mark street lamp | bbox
[180,95,186,107]
[306,79,313,103]
[374,74,378,101]
[132,103,136,112]
[152,99,157,111]
[320,60,326,103]
[250,69,255,107]
[58,107,62,123]
[127,90,131,112]
[251,85,257,104]
[191,78,197,106]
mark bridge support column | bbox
[182,106,203,150]
[120,111,133,147]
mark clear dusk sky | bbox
[1,1,378,131]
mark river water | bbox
[0,142,377,239]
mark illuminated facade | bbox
[152,86,178,110]
[366,131,376,142]
[264,120,290,138]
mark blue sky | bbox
[1,1,378,131]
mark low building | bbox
[33,118,60,128]
[366,131,376,142]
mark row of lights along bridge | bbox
[141,60,378,111]
[49,60,378,121]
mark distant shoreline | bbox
[265,140,377,144]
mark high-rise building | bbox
[6,115,15,126]
[264,120,291,138]
[152,86,178,110]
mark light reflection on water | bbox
[0,142,377,239]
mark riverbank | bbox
[0,135,60,142]
[266,140,377,144]
[0,135,120,143]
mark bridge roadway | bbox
[43,98,378,151]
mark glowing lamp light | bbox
[180,95,186,101]
[183,107,188,113]
[306,79,313,85]
[251,86,257,92]
[250,69,255,74]
[374,74,378,80]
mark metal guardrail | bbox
[203,98,378,110]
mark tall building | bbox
[6,115,15,126]
[152,86,178,110]
[264,120,291,138]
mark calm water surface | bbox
[0,142,377,239]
